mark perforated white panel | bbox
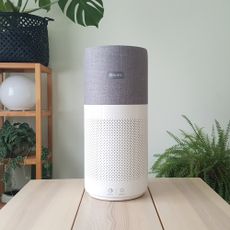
[85,105,147,188]
[85,119,146,182]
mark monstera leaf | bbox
[58,0,104,27]
[0,0,104,27]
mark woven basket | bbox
[0,13,52,66]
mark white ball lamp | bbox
[0,75,35,110]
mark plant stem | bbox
[24,0,58,14]
[17,0,23,9]
[21,0,29,12]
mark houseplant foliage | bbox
[151,115,230,203]
[0,120,50,185]
[0,0,104,27]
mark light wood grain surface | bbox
[73,190,163,230]
[148,178,230,230]
[0,178,229,230]
[0,179,84,230]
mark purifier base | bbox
[84,105,148,202]
[86,191,146,201]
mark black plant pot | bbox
[1,189,19,203]
[0,12,52,66]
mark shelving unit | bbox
[0,63,52,193]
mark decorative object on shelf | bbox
[0,121,51,194]
[0,13,52,66]
[0,0,104,65]
[0,0,104,27]
[0,75,35,110]
[151,115,230,204]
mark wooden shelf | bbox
[24,154,52,165]
[3,154,52,166]
[0,110,51,117]
[23,155,36,165]
[0,62,53,187]
[0,63,51,74]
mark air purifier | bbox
[84,45,148,201]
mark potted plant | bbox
[151,115,230,203]
[0,120,50,203]
[0,0,104,65]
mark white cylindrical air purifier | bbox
[84,45,148,201]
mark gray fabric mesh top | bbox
[84,45,148,105]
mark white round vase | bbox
[0,76,35,110]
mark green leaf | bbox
[5,0,19,12]
[38,0,51,12]
[0,0,7,12]
[3,1,13,11]
[17,0,23,9]
[25,0,58,13]
[58,0,104,27]
[151,116,230,203]
[0,120,49,185]
[57,0,67,12]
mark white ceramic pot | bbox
[0,76,35,110]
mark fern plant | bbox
[0,120,50,185]
[151,115,230,203]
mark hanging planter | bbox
[0,12,52,66]
[0,0,104,66]
[0,1,104,27]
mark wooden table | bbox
[0,178,229,230]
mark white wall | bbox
[37,0,230,178]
